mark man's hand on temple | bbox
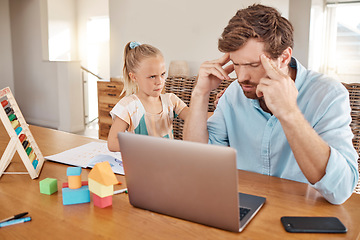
[195,53,234,96]
[256,54,299,120]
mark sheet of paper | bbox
[45,142,124,175]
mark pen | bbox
[0,212,28,224]
[0,217,31,228]
[114,188,128,195]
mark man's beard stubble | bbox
[238,80,259,100]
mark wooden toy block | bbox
[92,193,113,208]
[39,178,58,195]
[88,161,118,186]
[67,167,82,189]
[88,178,114,198]
[62,185,90,205]
[67,167,82,176]
[0,87,45,179]
[62,181,88,188]
[68,175,82,189]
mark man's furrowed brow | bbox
[242,61,261,66]
[230,59,261,66]
[230,59,241,65]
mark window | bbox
[323,2,360,82]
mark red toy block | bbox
[92,193,112,208]
[62,181,88,188]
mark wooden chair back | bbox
[342,83,360,194]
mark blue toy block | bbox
[62,185,90,205]
[67,167,82,176]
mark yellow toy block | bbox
[88,161,118,186]
[88,178,114,198]
[68,175,81,189]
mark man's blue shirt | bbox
[208,58,359,204]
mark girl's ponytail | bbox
[121,41,163,96]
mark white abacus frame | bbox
[0,87,44,179]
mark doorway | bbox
[83,16,110,125]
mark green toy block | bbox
[40,178,58,195]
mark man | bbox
[183,4,358,204]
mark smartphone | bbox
[281,216,347,233]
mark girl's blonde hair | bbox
[122,42,163,96]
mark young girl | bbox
[107,41,189,152]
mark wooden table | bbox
[0,125,360,239]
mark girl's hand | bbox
[214,88,227,108]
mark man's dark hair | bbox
[218,4,294,59]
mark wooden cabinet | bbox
[97,80,124,140]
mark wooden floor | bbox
[74,118,99,139]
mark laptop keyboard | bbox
[239,207,251,220]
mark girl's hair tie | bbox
[130,41,141,49]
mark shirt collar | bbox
[290,57,307,91]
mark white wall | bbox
[47,0,78,61]
[9,0,84,132]
[77,0,109,79]
[0,0,14,92]
[289,0,312,68]
[56,61,84,132]
[109,0,289,78]
[10,0,58,128]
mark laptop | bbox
[117,133,266,232]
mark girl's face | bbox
[130,55,166,98]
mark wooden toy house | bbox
[88,161,119,208]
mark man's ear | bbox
[129,72,136,82]
[280,47,292,67]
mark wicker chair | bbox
[342,83,360,194]
[165,76,234,140]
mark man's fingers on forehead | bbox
[218,53,230,64]
[206,67,226,80]
[261,54,276,70]
[214,65,230,79]
[261,54,283,76]
[224,64,234,74]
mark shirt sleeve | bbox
[310,84,359,204]
[169,93,187,116]
[207,90,229,146]
[109,98,131,125]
